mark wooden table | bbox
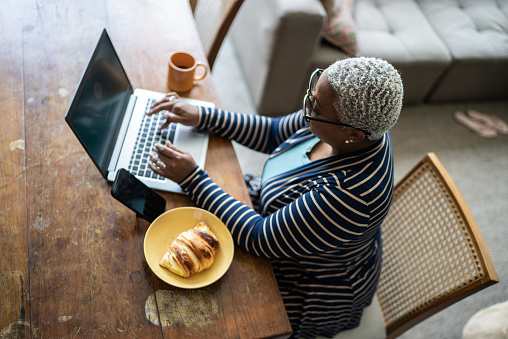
[0,1,292,338]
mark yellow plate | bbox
[144,207,234,289]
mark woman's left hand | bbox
[148,141,197,183]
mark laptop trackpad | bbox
[173,125,208,165]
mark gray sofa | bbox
[229,0,508,117]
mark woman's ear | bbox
[347,129,366,142]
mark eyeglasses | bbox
[302,68,371,136]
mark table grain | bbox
[0,0,292,337]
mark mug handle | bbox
[193,62,208,81]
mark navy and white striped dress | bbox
[180,107,394,338]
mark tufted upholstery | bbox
[418,0,508,101]
[229,0,508,117]
[312,0,452,107]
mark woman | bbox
[147,57,403,338]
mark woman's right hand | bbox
[146,92,200,130]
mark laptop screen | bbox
[65,29,132,177]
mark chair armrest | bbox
[230,0,325,117]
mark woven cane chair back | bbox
[191,0,244,69]
[377,153,498,338]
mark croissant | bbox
[159,222,220,278]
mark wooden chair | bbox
[190,0,244,69]
[328,152,499,339]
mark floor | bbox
[211,36,269,177]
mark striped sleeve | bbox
[197,106,306,154]
[180,168,370,258]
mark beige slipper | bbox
[453,111,497,139]
[467,109,508,135]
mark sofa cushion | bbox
[355,0,450,64]
[417,0,508,101]
[305,0,452,105]
[320,0,358,55]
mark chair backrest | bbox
[378,152,498,339]
[191,0,244,69]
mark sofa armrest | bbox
[229,0,325,117]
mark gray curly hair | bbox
[327,57,403,140]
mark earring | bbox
[345,140,353,144]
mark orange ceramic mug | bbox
[167,52,208,93]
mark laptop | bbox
[65,29,213,193]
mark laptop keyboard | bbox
[127,99,176,181]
